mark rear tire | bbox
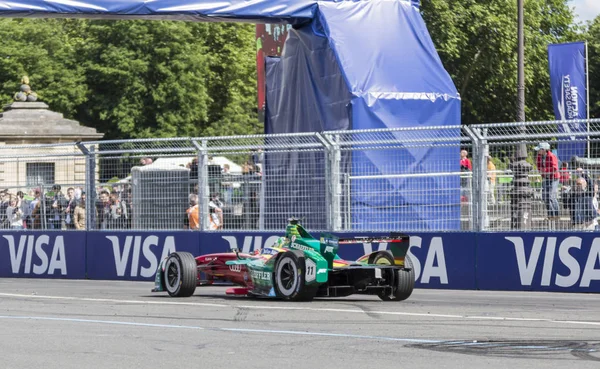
[274,250,316,301]
[378,254,415,301]
[164,252,197,297]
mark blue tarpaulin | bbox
[265,1,461,230]
[0,0,418,23]
[0,0,460,231]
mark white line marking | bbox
[0,315,439,344]
[1,292,599,327]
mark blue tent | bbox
[0,0,461,231]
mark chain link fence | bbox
[1,119,599,232]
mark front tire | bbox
[378,254,415,301]
[164,252,197,297]
[273,250,316,301]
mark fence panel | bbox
[471,119,600,231]
[3,119,600,233]
[0,143,87,230]
[323,126,473,232]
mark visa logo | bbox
[363,236,448,284]
[222,235,281,253]
[2,235,67,275]
[506,236,600,288]
[105,235,176,278]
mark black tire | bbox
[273,250,316,301]
[379,254,415,301]
[164,252,197,297]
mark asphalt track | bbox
[1,279,599,369]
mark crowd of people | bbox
[460,142,600,230]
[0,184,133,230]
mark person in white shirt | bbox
[6,197,23,230]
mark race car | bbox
[152,218,415,301]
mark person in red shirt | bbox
[460,149,472,171]
[559,162,571,185]
[535,142,560,219]
[459,149,472,202]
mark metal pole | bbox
[517,0,526,128]
[510,0,533,230]
[76,142,96,230]
[192,140,209,230]
[586,41,590,158]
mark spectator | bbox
[31,189,42,229]
[0,191,10,228]
[567,177,597,230]
[534,142,559,220]
[49,185,67,230]
[107,191,128,229]
[460,149,472,202]
[251,149,264,168]
[487,156,497,205]
[96,190,111,230]
[559,162,571,185]
[208,192,223,230]
[6,197,23,230]
[16,191,30,229]
[140,157,153,166]
[186,194,200,230]
[74,192,87,230]
[460,149,472,171]
[187,158,199,180]
[63,187,77,230]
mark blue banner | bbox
[0,232,86,278]
[477,233,600,292]
[548,42,588,162]
[86,232,199,281]
[199,232,477,290]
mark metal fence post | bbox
[478,129,490,230]
[463,126,482,231]
[330,136,342,231]
[192,140,209,230]
[317,133,339,231]
[76,142,96,230]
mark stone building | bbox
[0,101,103,193]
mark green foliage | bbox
[586,17,600,119]
[0,19,88,117]
[0,19,258,140]
[421,0,577,124]
[74,20,258,139]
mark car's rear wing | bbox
[337,233,409,244]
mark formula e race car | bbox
[152,218,415,301]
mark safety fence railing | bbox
[1,119,600,232]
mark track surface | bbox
[1,279,599,369]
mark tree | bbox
[586,16,600,119]
[74,20,212,139]
[421,0,577,124]
[0,19,88,117]
[201,23,259,137]
[73,20,258,140]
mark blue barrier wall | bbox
[0,232,86,279]
[1,231,599,293]
[476,232,600,292]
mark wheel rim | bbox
[165,258,181,293]
[277,258,297,296]
[375,255,392,266]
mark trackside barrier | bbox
[0,231,598,292]
[0,232,86,279]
